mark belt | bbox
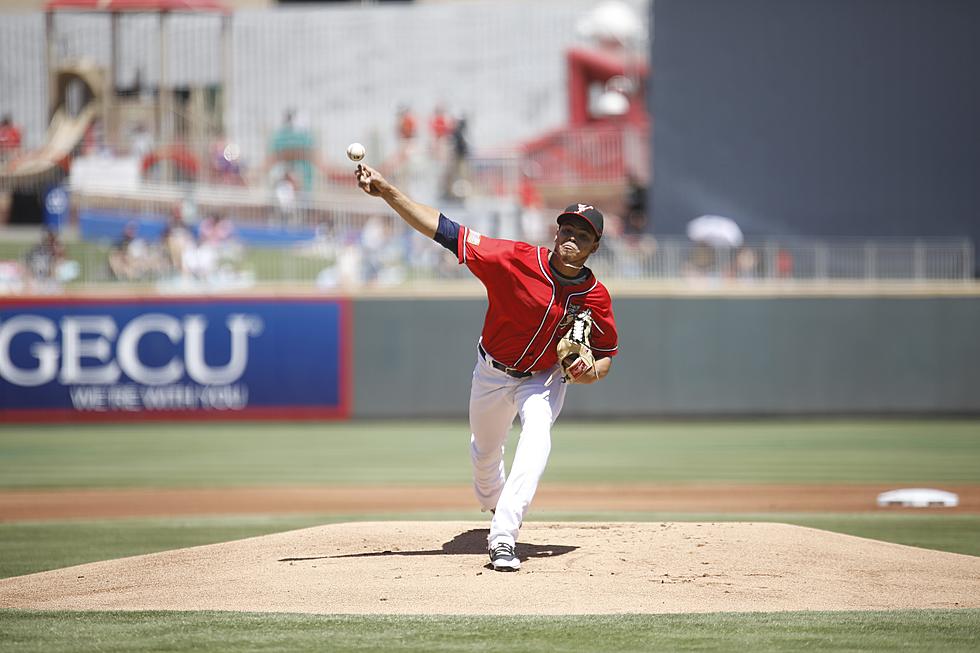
[478,344,532,379]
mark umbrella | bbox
[686,215,744,248]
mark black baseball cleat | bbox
[488,542,521,571]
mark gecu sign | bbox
[0,313,263,387]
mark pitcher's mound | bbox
[2,522,979,615]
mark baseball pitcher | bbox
[356,164,619,571]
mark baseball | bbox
[346,142,366,162]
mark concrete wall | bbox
[353,295,980,418]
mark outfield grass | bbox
[2,420,978,651]
[0,610,978,652]
[0,515,350,579]
[1,420,978,489]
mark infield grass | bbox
[1,419,978,488]
[1,610,978,652]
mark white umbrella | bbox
[686,215,744,248]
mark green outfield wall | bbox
[353,295,980,417]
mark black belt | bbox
[478,344,532,379]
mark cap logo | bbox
[576,204,594,213]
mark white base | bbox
[876,488,959,508]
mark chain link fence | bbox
[0,175,972,295]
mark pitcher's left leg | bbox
[489,371,567,548]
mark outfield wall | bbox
[3,293,978,420]
[354,295,980,417]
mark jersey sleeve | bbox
[588,287,619,359]
[456,224,517,276]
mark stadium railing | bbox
[0,178,972,295]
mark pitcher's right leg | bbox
[468,357,518,512]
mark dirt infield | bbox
[2,483,979,521]
[2,521,979,615]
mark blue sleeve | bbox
[433,213,460,256]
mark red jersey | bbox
[0,124,21,151]
[455,225,618,373]
[430,112,452,139]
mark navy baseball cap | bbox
[557,203,604,238]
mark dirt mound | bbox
[2,522,978,615]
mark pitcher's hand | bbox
[355,164,389,197]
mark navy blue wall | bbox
[651,0,980,268]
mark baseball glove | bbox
[557,308,597,383]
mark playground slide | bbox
[0,104,98,193]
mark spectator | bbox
[683,242,717,278]
[270,108,315,191]
[108,221,163,281]
[428,104,453,159]
[181,231,218,282]
[517,170,546,245]
[199,212,242,264]
[623,176,648,236]
[443,113,471,200]
[735,246,759,280]
[360,215,389,284]
[24,227,67,292]
[392,105,420,174]
[163,205,194,274]
[200,212,233,247]
[274,170,299,225]
[451,114,469,160]
[108,221,142,281]
[129,122,154,160]
[0,114,22,163]
[397,105,418,142]
[777,248,795,278]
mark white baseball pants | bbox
[468,349,567,548]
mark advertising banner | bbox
[0,297,350,421]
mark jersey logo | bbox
[575,204,594,213]
[559,303,586,330]
[466,230,482,246]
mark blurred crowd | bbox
[0,114,23,165]
[106,206,245,287]
[388,104,472,201]
[263,104,472,206]
[0,206,250,295]
[0,227,77,295]
[1,101,664,293]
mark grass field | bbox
[0,237,330,286]
[2,610,979,653]
[1,419,978,651]
[2,419,978,488]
